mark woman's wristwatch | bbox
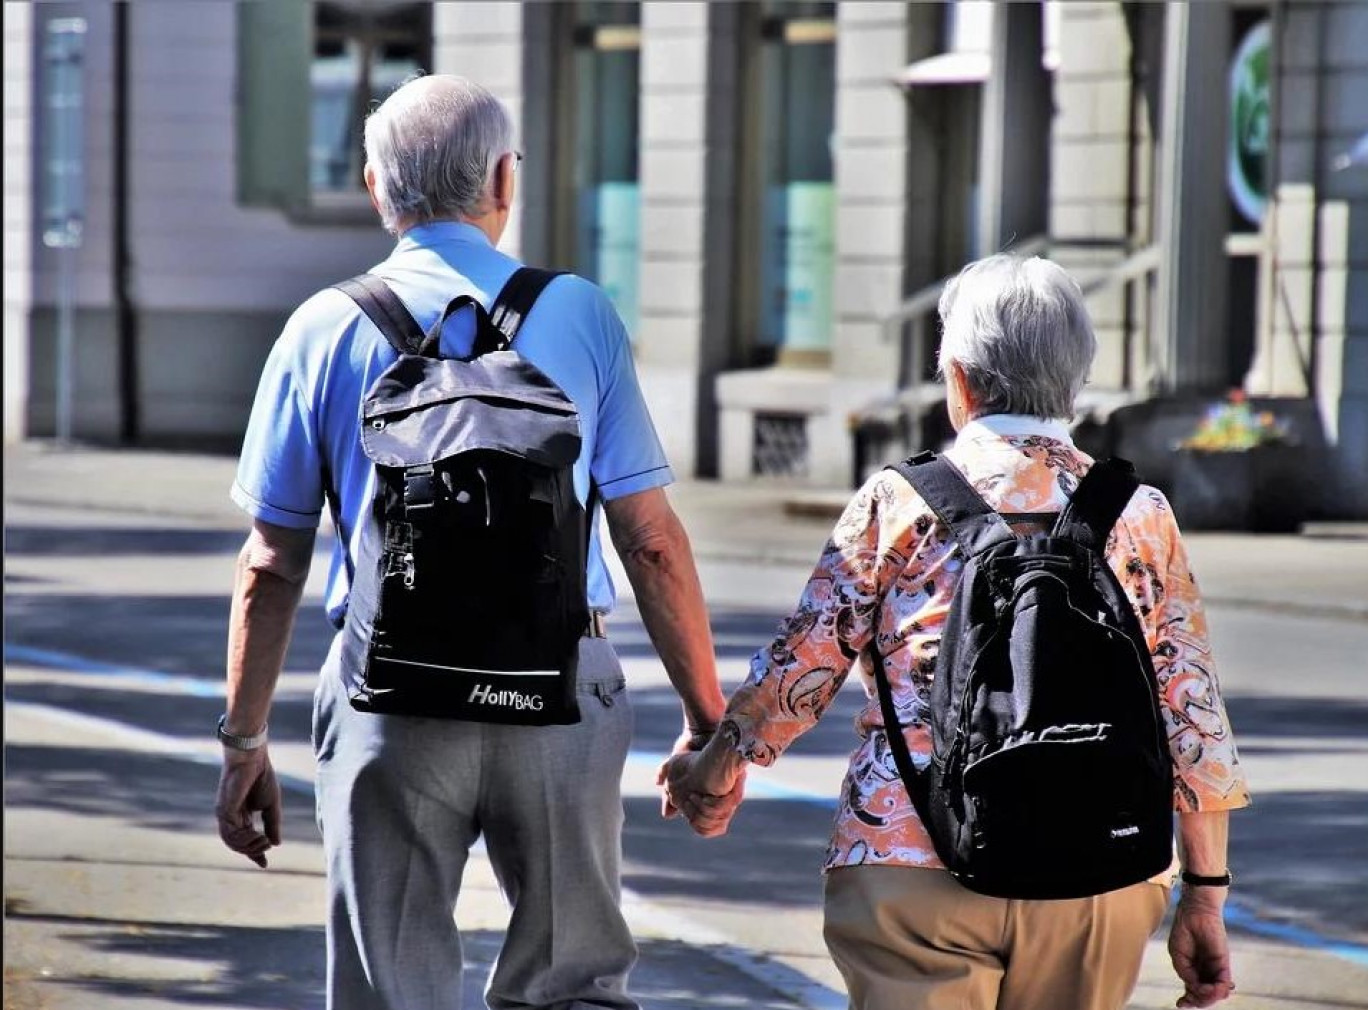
[1180,869,1233,887]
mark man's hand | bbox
[1168,889,1235,1008]
[658,743,746,838]
[655,726,716,818]
[215,746,282,868]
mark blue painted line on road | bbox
[13,640,1368,971]
[4,642,224,698]
[1222,901,1368,967]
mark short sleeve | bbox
[1149,503,1251,812]
[230,312,326,530]
[588,292,674,500]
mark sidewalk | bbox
[5,440,1368,1010]
[5,440,1367,621]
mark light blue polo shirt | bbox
[231,221,673,625]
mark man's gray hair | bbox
[363,75,515,234]
[936,254,1097,421]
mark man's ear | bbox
[493,152,515,212]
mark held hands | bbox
[1168,888,1236,1008]
[214,745,282,868]
[655,728,746,838]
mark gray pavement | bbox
[5,440,1368,1010]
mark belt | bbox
[586,610,608,639]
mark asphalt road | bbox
[4,499,1367,1009]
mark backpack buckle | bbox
[404,465,438,515]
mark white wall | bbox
[126,5,395,314]
[3,3,34,442]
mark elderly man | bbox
[215,74,730,1010]
[665,254,1250,1010]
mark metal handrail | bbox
[879,234,1053,340]
[1079,243,1160,297]
[855,238,1165,480]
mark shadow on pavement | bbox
[1224,694,1368,739]
[3,744,322,847]
[4,526,252,558]
[3,592,338,684]
[623,792,832,910]
[1226,789,1368,943]
[3,911,326,1009]
[3,679,316,749]
[3,914,808,1010]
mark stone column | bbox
[635,1,727,478]
[1154,1,1230,394]
[977,1,1050,257]
[823,1,921,484]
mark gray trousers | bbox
[312,636,639,1010]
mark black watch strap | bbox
[1180,869,1233,887]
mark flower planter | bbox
[1170,445,1306,533]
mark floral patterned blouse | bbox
[721,415,1252,873]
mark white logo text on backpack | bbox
[468,683,545,711]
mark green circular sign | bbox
[1229,20,1270,225]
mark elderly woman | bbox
[663,254,1250,1010]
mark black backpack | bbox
[327,267,592,726]
[871,451,1174,899]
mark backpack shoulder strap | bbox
[888,451,1016,557]
[333,274,426,356]
[1051,457,1140,550]
[487,267,566,348]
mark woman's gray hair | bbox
[363,74,515,234]
[936,254,1097,421]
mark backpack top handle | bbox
[433,266,568,360]
[335,266,566,361]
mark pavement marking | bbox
[10,640,1368,975]
[5,643,226,698]
[1221,903,1368,968]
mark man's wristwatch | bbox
[217,714,268,751]
[1180,869,1233,887]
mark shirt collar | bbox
[955,413,1074,447]
[394,220,492,253]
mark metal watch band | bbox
[1180,869,1233,887]
[217,714,268,751]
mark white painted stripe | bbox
[375,656,559,677]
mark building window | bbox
[236,0,431,219]
[752,412,809,478]
[754,1,837,366]
[571,2,641,335]
[311,3,431,196]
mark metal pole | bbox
[56,246,75,444]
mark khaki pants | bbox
[824,865,1169,1010]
